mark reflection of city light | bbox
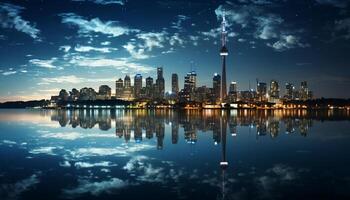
[231,133,237,137]
[214,141,218,145]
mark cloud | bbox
[39,130,115,140]
[29,146,63,155]
[267,34,309,51]
[101,41,111,45]
[74,45,117,53]
[0,174,40,200]
[68,144,153,158]
[169,33,185,46]
[2,71,17,76]
[171,15,189,30]
[63,178,128,197]
[40,75,85,84]
[122,42,150,59]
[59,45,71,52]
[70,56,154,72]
[315,0,348,8]
[74,161,117,168]
[29,58,58,69]
[136,31,167,50]
[0,3,40,40]
[73,0,125,5]
[335,18,350,39]
[60,13,139,37]
[255,15,283,40]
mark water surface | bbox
[0,109,350,200]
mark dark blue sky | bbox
[0,0,350,101]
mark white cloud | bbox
[29,58,58,69]
[268,34,309,51]
[40,131,115,140]
[255,15,283,40]
[0,174,40,200]
[171,14,189,30]
[40,75,85,84]
[74,161,117,168]
[74,45,117,53]
[59,45,71,52]
[169,33,185,46]
[60,13,139,37]
[335,18,350,39]
[63,178,128,197]
[122,42,150,59]
[68,144,153,158]
[59,161,71,167]
[0,3,40,40]
[74,0,125,5]
[136,31,167,50]
[101,41,111,45]
[70,56,154,72]
[29,146,62,155]
[2,71,17,76]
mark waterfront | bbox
[0,109,350,200]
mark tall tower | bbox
[220,13,228,102]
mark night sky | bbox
[0,0,350,101]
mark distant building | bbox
[228,81,237,102]
[115,78,123,99]
[155,67,165,99]
[213,73,221,102]
[134,74,142,99]
[97,85,111,100]
[79,87,96,100]
[171,73,179,95]
[184,71,197,101]
[256,82,267,102]
[269,80,279,102]
[123,75,133,100]
[145,76,154,99]
[285,83,295,100]
[300,81,309,100]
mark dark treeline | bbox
[0,100,49,108]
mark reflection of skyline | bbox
[47,109,350,148]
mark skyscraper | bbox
[213,73,221,102]
[269,80,279,100]
[134,74,142,99]
[145,76,153,99]
[156,67,165,99]
[171,73,179,95]
[184,71,197,101]
[300,81,308,100]
[98,85,111,100]
[257,82,267,101]
[115,78,123,99]
[285,83,295,100]
[220,13,228,102]
[123,75,133,100]
[228,81,237,102]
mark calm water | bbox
[0,109,350,200]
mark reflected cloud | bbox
[0,174,39,200]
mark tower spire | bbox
[220,10,228,103]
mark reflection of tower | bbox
[220,114,228,167]
[220,113,228,200]
[220,13,228,102]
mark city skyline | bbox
[1,0,350,102]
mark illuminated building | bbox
[171,73,179,95]
[155,67,165,99]
[115,78,123,99]
[134,74,142,99]
[123,75,133,100]
[145,76,153,99]
[269,80,279,102]
[97,85,111,100]
[183,71,197,101]
[228,81,237,102]
[257,82,267,102]
[213,73,221,102]
[285,83,295,100]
